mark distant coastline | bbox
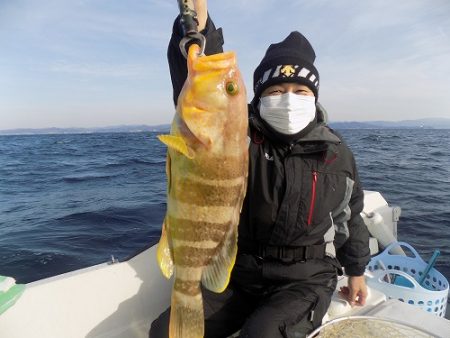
[0,124,171,136]
[1,118,449,135]
[329,117,450,130]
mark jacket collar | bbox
[297,125,341,144]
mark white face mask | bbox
[259,92,316,135]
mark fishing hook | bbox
[177,0,206,58]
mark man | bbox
[151,1,370,337]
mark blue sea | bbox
[0,129,449,286]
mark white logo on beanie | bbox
[298,67,310,78]
[257,64,319,91]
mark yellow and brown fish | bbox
[156,44,248,338]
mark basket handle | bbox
[379,241,425,263]
[372,269,421,290]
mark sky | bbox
[1,0,450,129]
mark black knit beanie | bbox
[253,31,319,101]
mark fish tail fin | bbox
[169,279,204,338]
[156,217,174,279]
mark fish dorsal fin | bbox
[201,225,238,293]
[157,134,194,159]
[156,217,174,279]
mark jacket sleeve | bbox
[336,153,371,276]
[167,14,224,106]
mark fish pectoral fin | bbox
[156,218,174,279]
[201,226,238,293]
[157,134,194,159]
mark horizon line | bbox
[1,117,450,133]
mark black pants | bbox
[149,254,338,338]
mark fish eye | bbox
[225,81,239,96]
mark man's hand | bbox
[193,0,207,31]
[339,275,368,307]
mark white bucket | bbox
[366,241,449,317]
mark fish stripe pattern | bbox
[167,198,237,224]
[172,177,244,206]
[172,239,220,250]
[184,172,245,187]
[186,156,247,180]
[173,246,217,267]
[174,279,202,296]
[168,216,230,241]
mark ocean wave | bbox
[359,134,403,142]
[55,203,166,227]
[359,134,382,142]
[0,247,83,283]
[427,150,449,157]
[130,158,164,165]
[102,157,165,168]
[62,173,119,183]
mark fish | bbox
[156,43,249,338]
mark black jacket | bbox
[167,16,370,276]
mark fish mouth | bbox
[195,51,236,71]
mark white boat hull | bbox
[0,245,170,338]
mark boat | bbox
[1,190,449,337]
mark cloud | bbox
[0,0,173,50]
[1,0,450,128]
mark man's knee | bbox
[281,315,314,338]
[240,312,314,338]
[149,308,170,338]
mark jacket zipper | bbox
[307,171,318,226]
